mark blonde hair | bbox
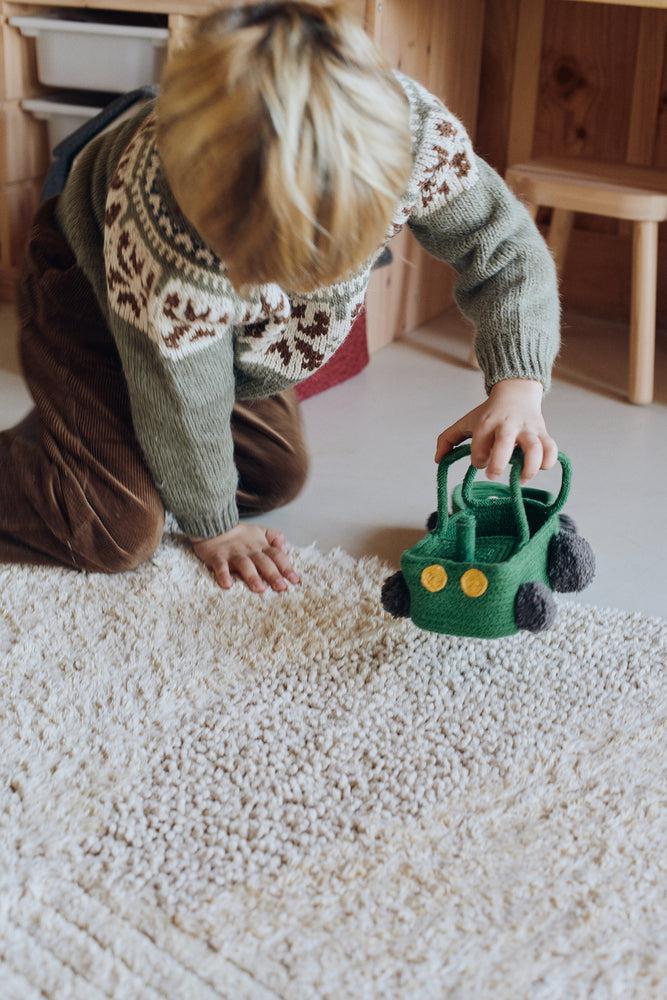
[157,0,413,293]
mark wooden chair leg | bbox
[547,208,574,275]
[629,220,658,405]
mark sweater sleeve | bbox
[107,310,240,540]
[95,113,246,540]
[397,73,560,392]
[104,229,242,540]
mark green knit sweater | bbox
[56,71,560,540]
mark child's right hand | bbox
[190,524,300,593]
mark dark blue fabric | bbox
[40,86,159,203]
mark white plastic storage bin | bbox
[10,16,169,92]
[21,95,110,153]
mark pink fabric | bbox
[294,308,369,401]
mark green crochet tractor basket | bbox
[381,444,595,639]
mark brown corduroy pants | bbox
[0,198,309,573]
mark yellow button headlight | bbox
[460,568,489,598]
[421,564,448,592]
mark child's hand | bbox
[434,378,558,484]
[190,524,300,593]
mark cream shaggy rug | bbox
[1,536,666,999]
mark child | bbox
[0,0,559,594]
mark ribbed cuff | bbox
[475,310,558,396]
[174,497,240,540]
[479,349,553,395]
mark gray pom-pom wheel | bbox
[548,531,596,593]
[515,581,557,633]
[559,513,578,534]
[381,570,411,618]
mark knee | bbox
[249,443,310,515]
[77,500,165,574]
[267,443,310,509]
[105,502,165,573]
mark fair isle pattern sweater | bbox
[56,70,560,540]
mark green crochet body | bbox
[400,445,572,639]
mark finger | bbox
[211,558,234,590]
[265,528,287,552]
[470,427,495,470]
[434,421,470,463]
[516,432,543,483]
[266,546,300,584]
[486,427,518,480]
[252,552,289,592]
[233,555,267,593]
[540,434,558,470]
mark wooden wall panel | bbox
[475,0,518,171]
[506,0,546,166]
[365,0,486,352]
[652,25,667,168]
[349,0,366,24]
[535,3,639,163]
[626,10,667,165]
[535,1,640,237]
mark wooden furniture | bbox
[0,0,486,357]
[494,0,667,333]
[506,158,667,404]
[471,0,667,397]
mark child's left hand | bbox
[434,378,558,484]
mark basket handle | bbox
[436,446,573,547]
[435,443,473,537]
[549,451,572,518]
[460,449,530,547]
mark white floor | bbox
[1,301,666,618]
